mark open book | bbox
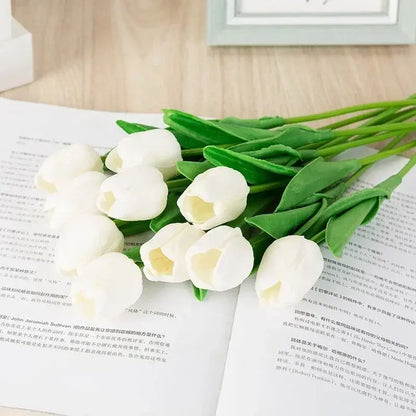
[0,99,414,416]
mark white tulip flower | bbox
[140,223,204,283]
[71,252,143,320]
[186,226,254,291]
[177,167,249,230]
[255,235,324,308]
[35,143,103,193]
[96,165,168,221]
[55,214,124,277]
[44,171,107,231]
[105,129,182,179]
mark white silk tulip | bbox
[140,223,204,283]
[105,129,182,179]
[256,235,324,308]
[55,214,124,277]
[186,226,253,291]
[177,167,249,230]
[71,252,143,320]
[44,171,107,231]
[35,143,103,193]
[96,165,168,221]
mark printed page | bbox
[0,99,238,416]
[217,153,416,416]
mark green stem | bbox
[310,230,326,245]
[397,153,416,178]
[249,179,289,194]
[181,143,236,158]
[332,122,416,137]
[321,108,384,130]
[344,132,408,187]
[284,99,416,124]
[359,141,416,166]
[317,131,410,158]
[318,96,416,150]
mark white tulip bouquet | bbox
[35,97,416,320]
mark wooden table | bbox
[1,1,416,415]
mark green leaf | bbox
[227,193,276,236]
[116,120,155,133]
[150,193,184,233]
[123,245,142,265]
[116,119,204,149]
[326,198,378,257]
[214,122,281,140]
[217,115,285,129]
[243,144,301,165]
[295,199,328,236]
[192,284,208,301]
[313,174,401,231]
[176,160,213,180]
[228,125,333,151]
[164,109,248,145]
[113,219,151,236]
[297,182,348,207]
[164,110,302,145]
[249,232,275,269]
[203,146,298,185]
[277,157,361,211]
[246,202,321,239]
[306,174,402,242]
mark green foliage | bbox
[217,115,285,129]
[123,245,143,265]
[246,202,321,239]
[176,160,213,180]
[203,146,298,184]
[150,193,184,233]
[113,219,151,236]
[277,157,361,211]
[116,119,205,149]
[192,284,208,301]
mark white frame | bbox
[207,0,416,45]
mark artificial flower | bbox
[34,143,103,193]
[105,129,182,179]
[44,171,106,230]
[255,235,324,308]
[141,223,204,283]
[96,165,168,221]
[55,214,124,277]
[177,167,249,230]
[71,252,143,320]
[186,226,253,291]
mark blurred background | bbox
[1,0,416,119]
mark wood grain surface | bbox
[1,1,416,415]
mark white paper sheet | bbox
[0,99,238,416]
[217,152,416,415]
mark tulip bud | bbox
[140,223,204,283]
[35,143,103,193]
[186,226,254,291]
[105,129,182,179]
[177,167,249,230]
[44,171,107,231]
[96,166,168,221]
[55,214,124,277]
[71,252,143,320]
[255,235,324,308]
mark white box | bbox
[0,0,12,40]
[0,18,33,92]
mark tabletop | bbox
[1,1,416,415]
